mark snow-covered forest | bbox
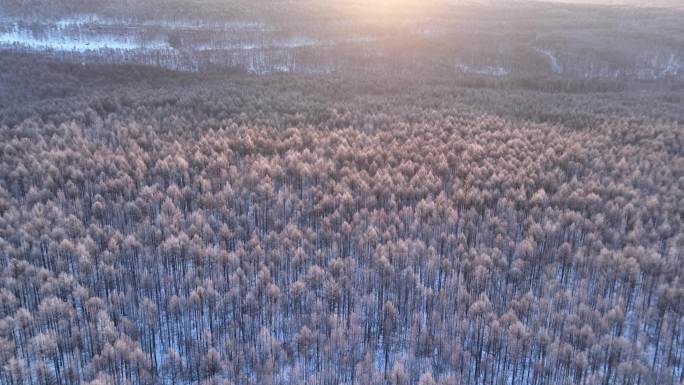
[1,52,683,385]
[0,1,683,385]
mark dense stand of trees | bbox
[2,54,684,129]
[0,59,683,385]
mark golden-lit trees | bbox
[0,64,683,385]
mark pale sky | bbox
[520,0,682,5]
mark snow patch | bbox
[534,47,563,73]
[0,21,168,52]
[455,62,511,76]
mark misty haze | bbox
[0,1,682,385]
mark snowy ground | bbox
[0,13,682,79]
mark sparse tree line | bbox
[0,73,683,385]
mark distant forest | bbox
[0,53,683,385]
[1,1,683,79]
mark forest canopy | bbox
[0,53,682,385]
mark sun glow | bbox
[331,0,452,27]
